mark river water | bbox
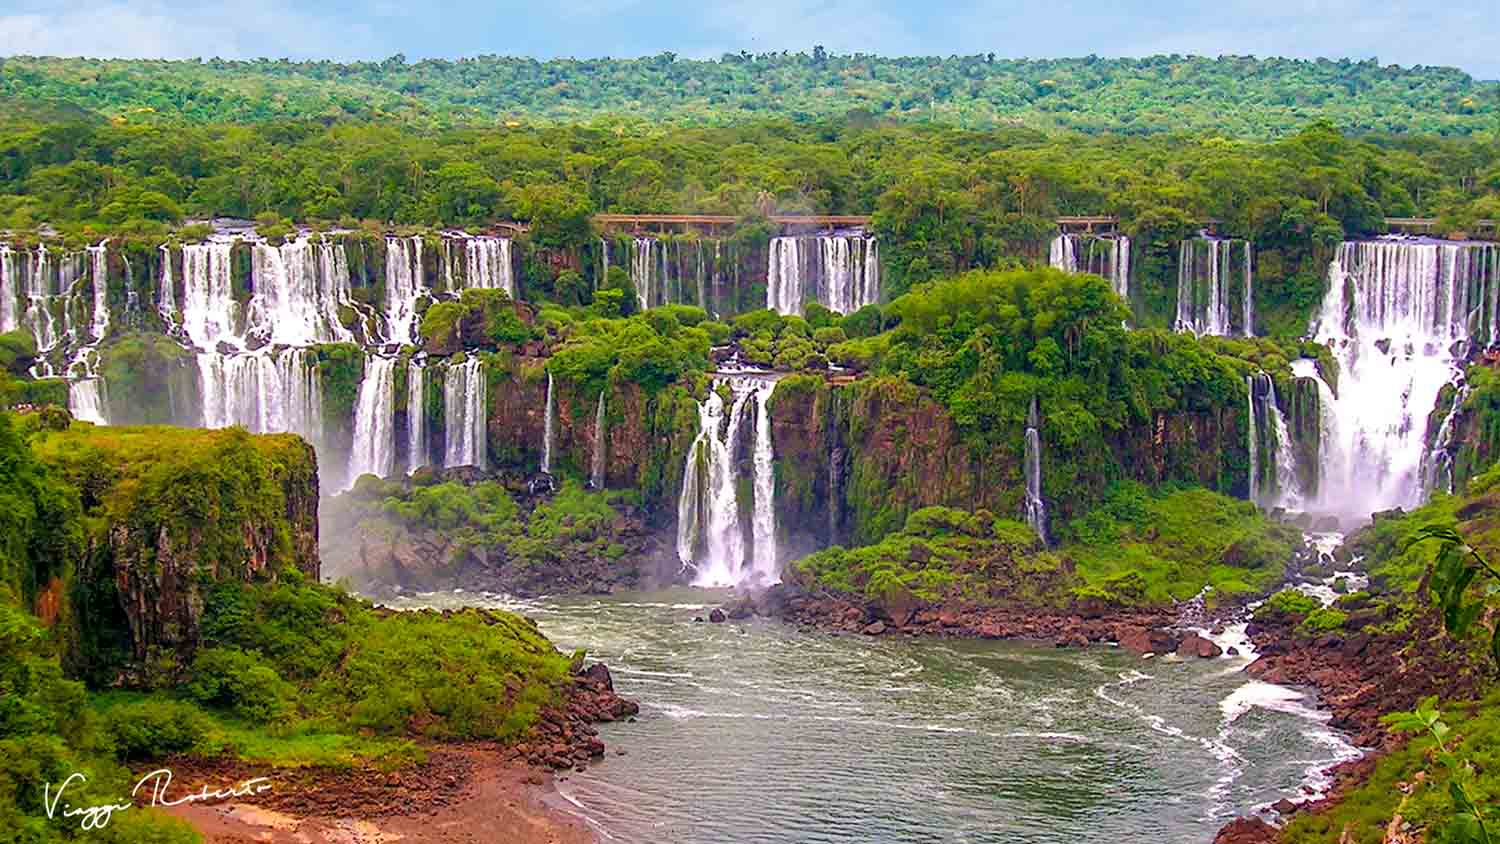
[385,588,1360,844]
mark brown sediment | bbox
[148,664,637,844]
[155,748,594,844]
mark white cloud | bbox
[0,1,373,61]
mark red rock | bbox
[1213,817,1279,844]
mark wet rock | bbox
[1271,798,1299,815]
[1177,632,1223,659]
[862,621,887,636]
[581,662,614,692]
[708,608,726,623]
[693,616,705,622]
[1225,646,1240,656]
[1312,515,1342,533]
[1214,817,1279,844]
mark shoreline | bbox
[718,583,1456,843]
[156,747,597,844]
[149,661,637,844]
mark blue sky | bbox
[1,0,1497,80]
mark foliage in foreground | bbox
[792,483,1297,611]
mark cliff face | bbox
[769,374,1248,551]
[29,425,319,675]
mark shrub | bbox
[100,698,227,761]
[184,647,294,722]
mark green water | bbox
[389,589,1358,843]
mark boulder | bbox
[708,608,726,623]
[1214,817,1279,844]
[1177,632,1223,659]
[862,621,887,636]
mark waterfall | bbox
[244,237,354,347]
[69,378,107,425]
[541,370,555,474]
[1424,378,1471,495]
[178,242,238,349]
[1023,398,1048,545]
[1176,238,1253,337]
[198,348,322,441]
[1049,233,1131,302]
[157,244,176,333]
[1300,238,1500,516]
[677,376,781,586]
[0,246,16,333]
[452,235,514,297]
[443,357,486,469]
[384,236,424,345]
[599,237,609,291]
[407,360,427,475]
[632,237,654,311]
[348,355,397,483]
[87,242,109,344]
[1246,372,1303,510]
[1049,235,1077,273]
[591,391,606,489]
[766,234,880,316]
[1246,377,1259,506]
[751,385,778,579]
[1113,236,1131,302]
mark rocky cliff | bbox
[28,423,319,677]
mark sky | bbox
[0,0,1497,80]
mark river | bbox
[385,588,1360,844]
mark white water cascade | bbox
[446,235,514,297]
[348,355,397,484]
[541,370,555,474]
[247,237,354,346]
[176,242,238,349]
[1300,238,1500,516]
[766,235,880,316]
[1023,398,1048,545]
[591,391,607,489]
[0,245,16,333]
[198,348,323,442]
[1049,233,1131,301]
[1246,373,1303,510]
[407,360,428,475]
[384,236,425,345]
[443,357,486,469]
[1175,238,1253,337]
[677,376,780,586]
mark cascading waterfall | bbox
[1023,398,1048,545]
[87,242,110,344]
[632,237,655,312]
[247,236,354,346]
[407,360,428,475]
[177,242,238,348]
[1246,372,1303,510]
[1049,233,1131,302]
[1424,378,1471,496]
[1302,238,1500,515]
[1175,238,1253,337]
[198,348,323,442]
[448,235,514,297]
[348,355,397,483]
[541,370,555,474]
[766,234,880,316]
[676,376,780,586]
[443,357,486,469]
[591,391,607,489]
[0,245,16,333]
[68,377,107,425]
[751,386,778,580]
[384,236,424,345]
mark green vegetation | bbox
[3,54,1496,136]
[0,410,583,841]
[794,484,1295,611]
[1285,693,1500,844]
